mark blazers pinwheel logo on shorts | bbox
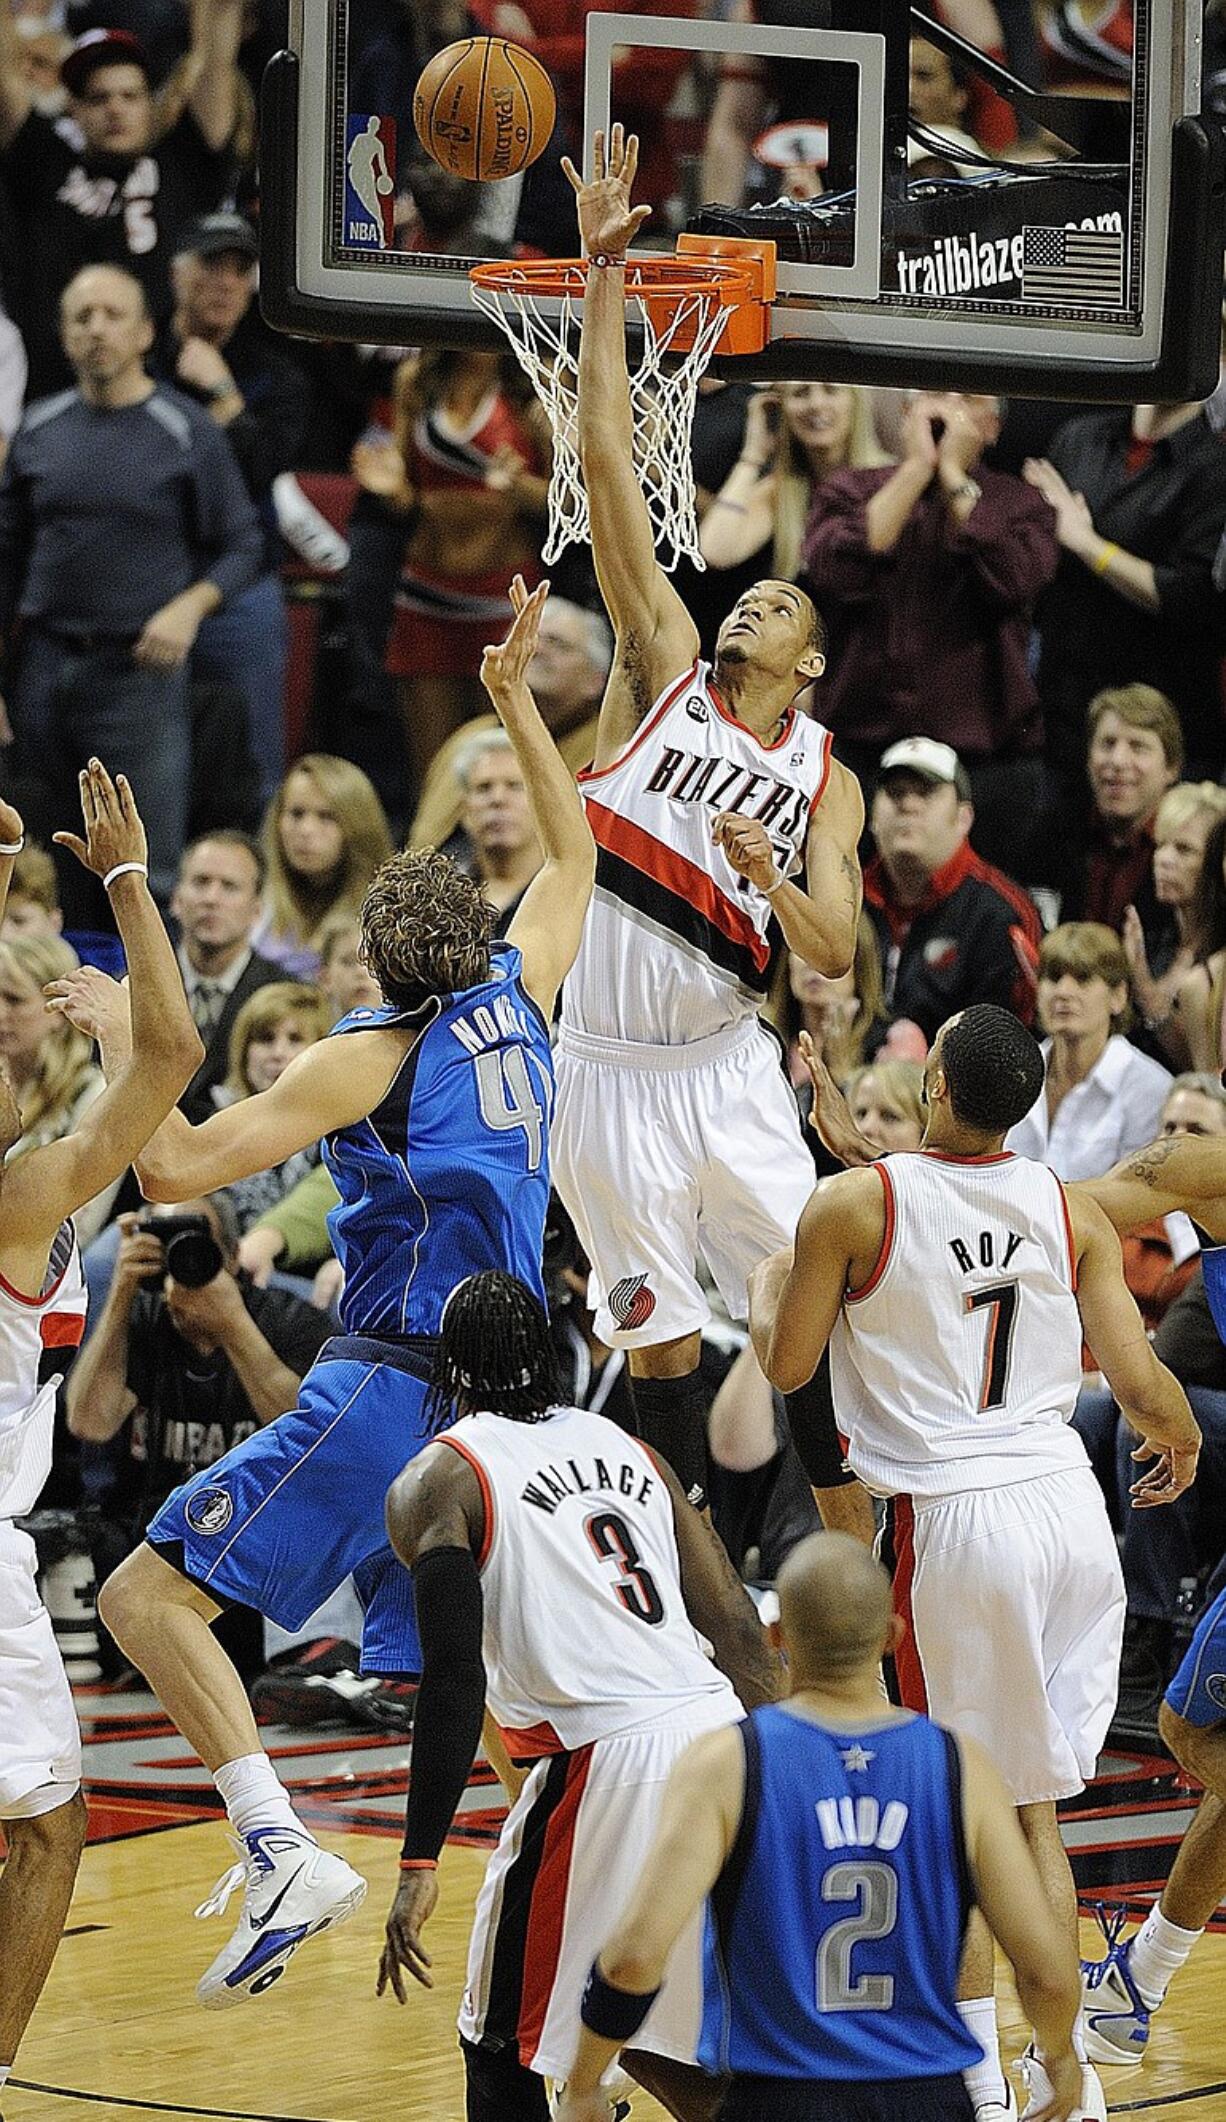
[609,1274,657,1331]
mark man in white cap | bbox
[864,736,1043,1048]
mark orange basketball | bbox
[413,37,556,183]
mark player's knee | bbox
[1159,1695,1208,1774]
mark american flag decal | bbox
[1021,224,1124,307]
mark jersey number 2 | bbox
[964,1280,1019,1412]
[473,1048,545,1170]
[586,1511,665,1626]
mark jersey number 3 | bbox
[586,1510,665,1626]
[473,1047,546,1170]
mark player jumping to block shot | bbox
[553,127,866,1533]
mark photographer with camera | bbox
[66,1194,333,1673]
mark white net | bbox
[470,263,736,572]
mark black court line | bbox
[62,1923,107,1936]
[1109,2083,1226,2112]
[10,2082,345,2122]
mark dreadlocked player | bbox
[47,581,596,2012]
[383,1270,778,2122]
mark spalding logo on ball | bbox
[414,37,556,183]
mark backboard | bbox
[260,0,1224,400]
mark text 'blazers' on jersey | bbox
[563,659,832,1046]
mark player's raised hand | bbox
[562,125,652,261]
[480,575,550,706]
[713,811,783,895]
[52,758,147,880]
[799,1032,878,1169]
[43,963,131,1049]
[377,1870,439,2001]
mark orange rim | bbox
[471,255,749,305]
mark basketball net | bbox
[471,262,744,573]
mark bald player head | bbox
[776,1531,896,1690]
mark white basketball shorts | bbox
[460,1708,741,2083]
[891,1466,1125,1805]
[552,1018,815,1347]
[0,1518,82,1818]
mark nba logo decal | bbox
[609,1275,657,1331]
[345,115,397,249]
[185,1485,234,1536]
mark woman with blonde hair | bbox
[784,910,887,1088]
[700,382,890,578]
[0,933,115,1241]
[255,755,392,980]
[1122,780,1226,1053]
[217,982,334,1231]
[843,1058,926,1152]
[1006,922,1172,1178]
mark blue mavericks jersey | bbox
[321,946,554,1338]
[699,1706,980,2083]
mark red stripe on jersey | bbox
[808,726,834,813]
[577,664,698,786]
[846,1163,896,1303]
[41,1310,85,1349]
[499,1718,565,1759]
[438,1435,496,1570]
[889,1496,928,1713]
[516,1745,594,2065]
[586,801,771,972]
[1057,1180,1079,1291]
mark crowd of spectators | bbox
[2,0,1225,1730]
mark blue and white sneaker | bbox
[1080,1904,1152,2065]
[194,1825,367,2008]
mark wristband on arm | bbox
[580,1961,661,2041]
[399,1543,487,1864]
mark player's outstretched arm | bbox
[1070,1191,1201,1504]
[561,128,700,763]
[556,1726,743,2122]
[381,1447,489,2002]
[749,1167,886,1394]
[652,1451,780,1708]
[959,1735,1083,2122]
[1079,1132,1226,1245]
[484,576,596,1015]
[1,766,202,1277]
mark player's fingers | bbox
[51,832,87,863]
[592,129,605,181]
[623,131,639,186]
[561,154,582,193]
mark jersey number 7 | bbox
[964,1281,1019,1412]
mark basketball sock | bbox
[1128,1905,1202,2007]
[629,1372,709,1510]
[214,1753,309,1843]
[959,1996,1006,2109]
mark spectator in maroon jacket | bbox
[863,737,1042,1045]
[802,390,1059,877]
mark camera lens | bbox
[165,1229,223,1288]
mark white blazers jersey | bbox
[441,1405,741,1753]
[0,1222,87,1518]
[563,660,833,1044]
[830,1152,1088,1498]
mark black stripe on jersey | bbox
[481,1751,575,2048]
[940,1725,976,1943]
[595,844,773,996]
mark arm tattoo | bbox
[1124,1138,1180,1189]
[840,848,861,918]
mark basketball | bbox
[413,37,555,183]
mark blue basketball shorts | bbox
[1200,1246,1226,1343]
[1165,1581,1226,1729]
[145,1336,435,1675]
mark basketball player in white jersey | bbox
[0,763,202,2102]
[554,128,867,1532]
[381,1270,777,2122]
[748,1006,1201,2122]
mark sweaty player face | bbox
[716,582,815,680]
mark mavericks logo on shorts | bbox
[609,1274,657,1331]
[1206,1671,1226,1712]
[185,1485,234,1536]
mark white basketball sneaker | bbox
[1019,2045,1107,2122]
[194,1825,367,2007]
[973,2081,1018,2121]
[549,2066,634,2118]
